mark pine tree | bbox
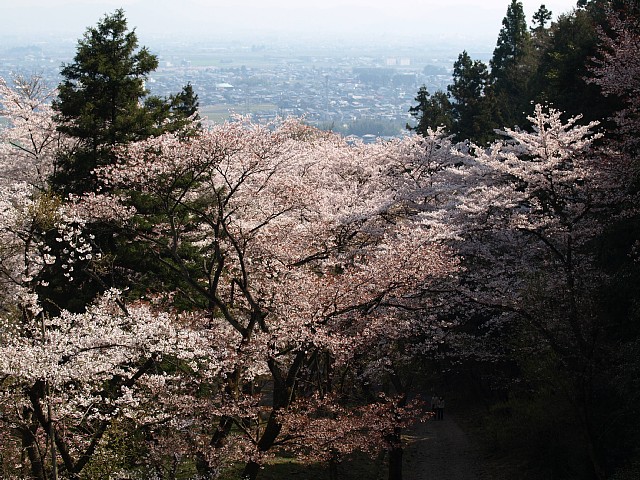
[170,82,199,119]
[490,0,533,128]
[407,86,453,134]
[42,10,200,313]
[168,82,202,136]
[530,8,617,125]
[447,51,497,143]
[52,9,175,195]
[491,0,531,74]
[532,4,553,33]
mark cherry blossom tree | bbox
[2,72,467,479]
[0,290,210,480]
[92,118,460,479]
[0,75,67,187]
[449,104,627,480]
[0,77,213,478]
[588,2,640,156]
[0,168,211,479]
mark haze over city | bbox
[0,0,583,139]
[2,0,579,43]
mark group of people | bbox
[431,395,445,420]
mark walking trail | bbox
[402,413,488,480]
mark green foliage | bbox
[447,51,498,143]
[114,186,213,310]
[51,9,199,195]
[579,0,640,21]
[408,0,630,142]
[531,4,553,32]
[490,0,534,129]
[52,9,159,195]
[530,9,613,125]
[79,421,147,480]
[407,86,453,134]
[490,0,531,75]
[170,82,200,120]
[39,10,202,314]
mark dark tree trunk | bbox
[240,410,284,480]
[387,375,410,480]
[195,451,217,480]
[579,402,605,480]
[19,413,45,480]
[387,426,404,480]
[329,454,339,480]
[210,416,235,448]
[240,352,306,480]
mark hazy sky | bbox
[1,0,579,43]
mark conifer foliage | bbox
[490,0,533,128]
[51,9,196,196]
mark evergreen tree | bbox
[168,82,202,135]
[42,10,200,313]
[530,9,617,125]
[447,51,497,143]
[531,4,553,33]
[530,4,554,56]
[578,0,637,17]
[491,0,531,74]
[51,9,185,195]
[142,82,201,138]
[407,86,453,134]
[490,0,533,128]
[170,82,200,120]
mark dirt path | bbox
[402,413,488,480]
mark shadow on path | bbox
[403,414,488,480]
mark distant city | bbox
[0,35,494,139]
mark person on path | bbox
[437,396,445,420]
